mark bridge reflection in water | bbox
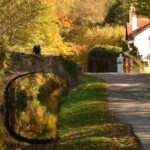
[5,73,65,144]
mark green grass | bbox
[57,75,140,150]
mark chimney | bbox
[132,15,137,32]
[129,4,137,32]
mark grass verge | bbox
[57,74,141,150]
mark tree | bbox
[133,0,150,17]
[70,0,108,25]
[0,0,71,55]
[105,0,130,25]
[105,0,150,25]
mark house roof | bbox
[126,18,150,39]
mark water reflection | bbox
[7,73,64,140]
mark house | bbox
[126,5,150,72]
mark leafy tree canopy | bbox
[70,0,108,25]
[105,0,150,25]
[0,0,71,55]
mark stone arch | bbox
[87,48,119,73]
[2,52,78,147]
[4,72,64,144]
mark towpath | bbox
[86,73,150,150]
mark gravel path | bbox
[86,73,150,150]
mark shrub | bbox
[120,41,129,52]
[84,25,125,48]
[69,25,125,48]
[89,45,122,58]
[77,45,122,71]
[59,56,80,75]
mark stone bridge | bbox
[1,52,79,150]
[4,52,75,87]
